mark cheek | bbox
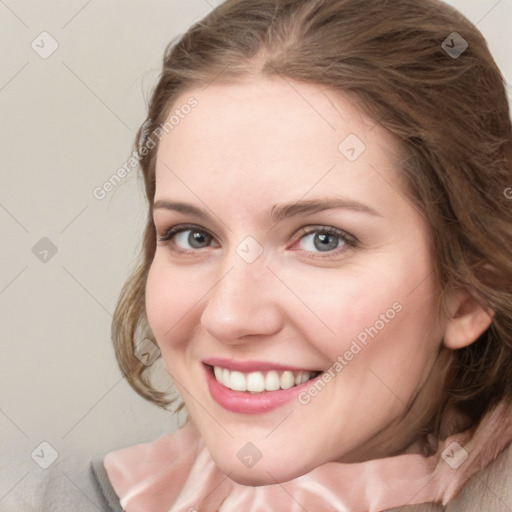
[145,258,202,349]
[326,278,441,400]
[287,259,438,364]
[283,268,402,354]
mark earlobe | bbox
[443,290,494,350]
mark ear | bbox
[443,289,494,350]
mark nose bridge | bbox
[219,232,274,297]
[199,246,282,340]
[209,251,269,314]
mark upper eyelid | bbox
[154,217,215,235]
[157,223,347,236]
[297,225,354,237]
[157,223,214,241]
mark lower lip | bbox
[204,364,320,414]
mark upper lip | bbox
[202,357,320,373]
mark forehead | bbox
[153,77,407,218]
[159,76,383,161]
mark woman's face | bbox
[146,77,448,485]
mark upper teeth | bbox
[213,366,313,393]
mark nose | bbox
[199,257,284,344]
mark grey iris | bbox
[315,232,339,251]
[189,231,210,248]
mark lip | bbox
[203,362,322,414]
[202,357,318,373]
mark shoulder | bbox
[386,441,512,512]
[444,440,512,511]
[90,422,201,511]
[90,457,124,512]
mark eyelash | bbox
[157,223,358,258]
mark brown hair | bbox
[112,0,512,436]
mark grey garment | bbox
[444,440,512,512]
[90,458,124,512]
[387,442,512,512]
[90,443,512,512]
[387,506,442,512]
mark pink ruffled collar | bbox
[104,400,512,512]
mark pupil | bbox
[189,231,209,248]
[314,233,338,251]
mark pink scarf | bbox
[104,400,512,512]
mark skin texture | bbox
[145,76,490,485]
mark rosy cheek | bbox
[326,291,409,363]
[323,289,386,337]
[145,264,189,347]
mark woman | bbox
[91,0,512,510]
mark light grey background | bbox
[1,0,511,510]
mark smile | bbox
[202,359,322,414]
[212,366,318,393]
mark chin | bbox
[212,451,316,487]
[225,469,275,487]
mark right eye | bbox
[158,224,217,253]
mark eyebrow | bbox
[270,198,381,222]
[152,198,381,224]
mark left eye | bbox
[296,229,348,253]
